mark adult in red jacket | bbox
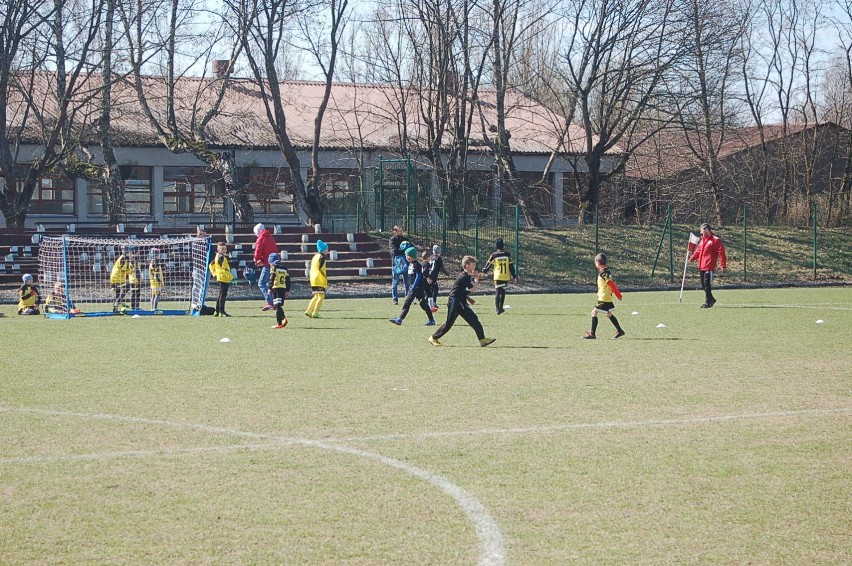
[253,223,278,310]
[689,222,727,308]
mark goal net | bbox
[37,235,212,318]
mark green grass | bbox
[1,288,851,564]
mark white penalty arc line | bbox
[0,406,506,566]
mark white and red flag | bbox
[687,232,700,253]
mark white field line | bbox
[333,407,852,444]
[717,303,852,310]
[0,406,506,566]
[4,406,850,566]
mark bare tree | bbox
[0,0,104,228]
[826,0,852,222]
[229,0,350,226]
[478,0,548,227]
[120,0,252,222]
[674,0,750,226]
[556,0,686,224]
[57,0,127,225]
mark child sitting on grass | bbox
[18,274,42,315]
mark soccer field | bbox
[2,287,850,564]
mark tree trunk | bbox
[579,152,602,225]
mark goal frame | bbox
[38,234,212,319]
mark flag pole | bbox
[680,232,700,303]
[679,251,690,303]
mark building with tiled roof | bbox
[4,74,614,229]
[618,122,851,225]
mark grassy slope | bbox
[515,225,852,287]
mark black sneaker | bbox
[700,303,710,308]
[612,330,626,339]
[708,298,717,307]
[583,331,596,339]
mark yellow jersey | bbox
[110,255,134,284]
[209,254,234,284]
[309,253,328,288]
[270,262,291,290]
[149,262,165,289]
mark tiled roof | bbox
[624,123,844,179]
[7,74,597,155]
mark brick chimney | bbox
[212,60,230,79]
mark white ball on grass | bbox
[220,337,231,343]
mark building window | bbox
[86,166,152,216]
[122,166,152,216]
[317,169,365,218]
[163,167,222,215]
[27,174,76,215]
[241,167,295,214]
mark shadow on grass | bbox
[630,337,699,341]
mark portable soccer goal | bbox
[37,235,212,318]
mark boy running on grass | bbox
[584,253,625,339]
[389,247,436,327]
[428,256,495,347]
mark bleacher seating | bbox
[0,224,392,290]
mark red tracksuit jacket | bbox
[690,235,727,271]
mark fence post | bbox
[474,214,480,260]
[378,155,385,232]
[514,204,520,276]
[813,202,818,280]
[406,154,415,232]
[668,205,674,282]
[651,203,672,277]
[743,205,748,283]
[442,203,448,251]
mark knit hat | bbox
[432,244,442,255]
[253,223,265,236]
[22,273,33,283]
[405,246,417,258]
[268,252,279,265]
[495,237,504,250]
[317,240,329,253]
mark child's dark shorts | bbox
[594,301,616,313]
[272,287,287,304]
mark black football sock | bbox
[610,316,623,332]
[591,317,598,333]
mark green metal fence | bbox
[321,156,523,273]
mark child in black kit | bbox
[426,244,448,312]
[428,255,496,347]
[268,252,292,329]
[389,247,436,326]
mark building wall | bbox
[13,145,605,229]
